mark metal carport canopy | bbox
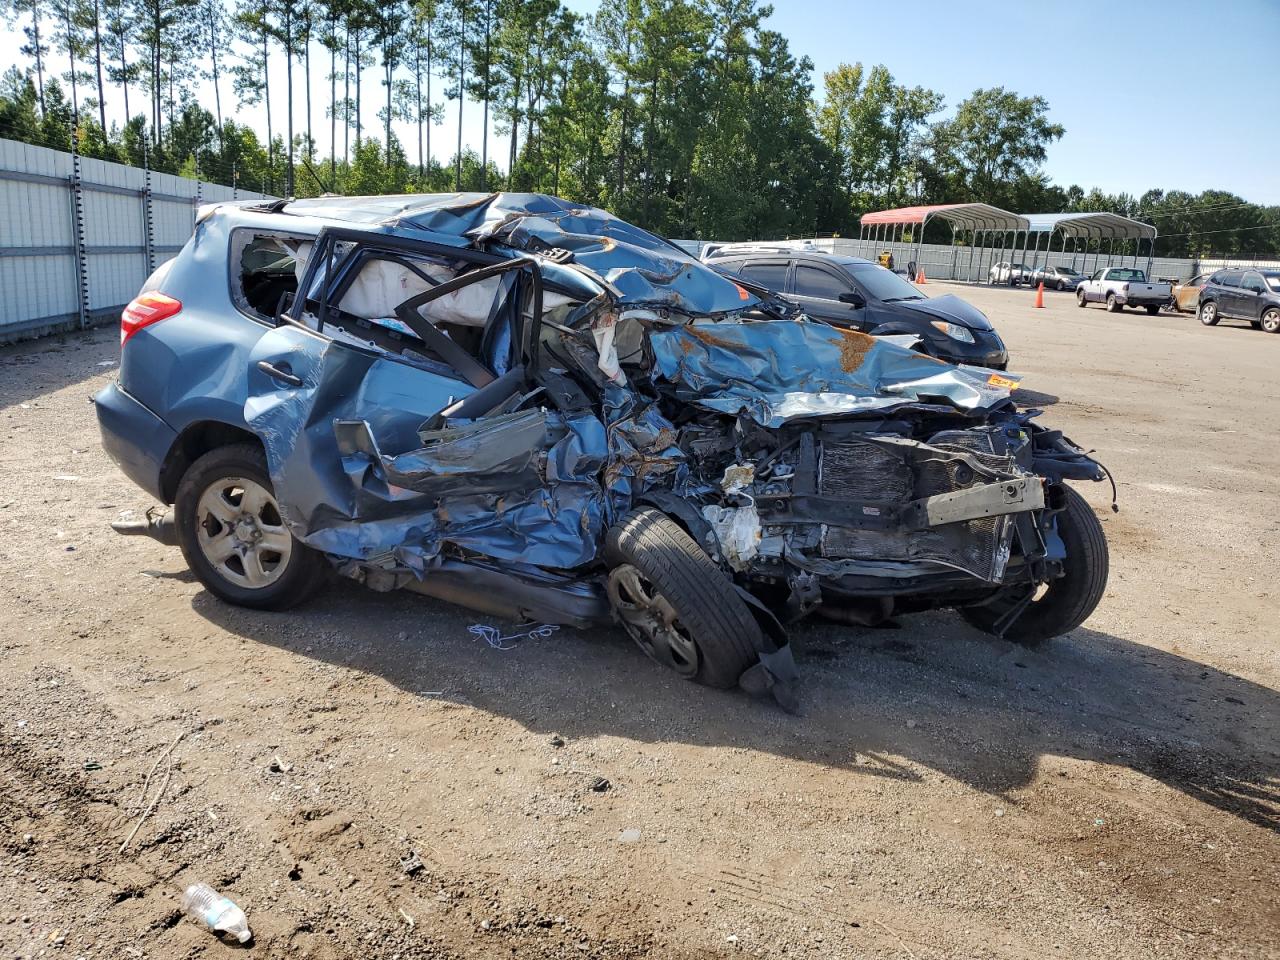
[1022,212,1157,240]
[860,203,1028,231]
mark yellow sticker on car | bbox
[986,373,1019,390]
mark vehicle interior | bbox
[233,231,303,320]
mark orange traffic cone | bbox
[1034,281,1044,308]
[916,268,926,284]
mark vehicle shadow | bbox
[1010,387,1059,407]
[191,581,1280,834]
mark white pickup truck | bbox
[1076,267,1171,314]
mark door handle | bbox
[257,360,303,387]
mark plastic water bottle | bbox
[181,883,252,943]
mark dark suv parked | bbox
[1197,269,1280,333]
[707,248,1009,368]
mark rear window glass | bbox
[231,230,308,321]
[793,265,851,300]
[738,261,788,290]
[1107,269,1146,281]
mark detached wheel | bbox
[1076,289,1087,308]
[1105,293,1121,312]
[960,486,1109,647]
[1199,300,1219,325]
[175,443,326,610]
[1261,308,1280,333]
[605,509,761,688]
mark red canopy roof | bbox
[860,203,1027,231]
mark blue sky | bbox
[3,0,1278,203]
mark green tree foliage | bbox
[0,0,1277,256]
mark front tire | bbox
[175,443,327,610]
[1261,308,1280,333]
[960,486,1109,647]
[1199,300,1219,325]
[1076,289,1087,308]
[605,509,761,688]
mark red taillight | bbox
[121,292,182,345]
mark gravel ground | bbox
[1,283,1277,959]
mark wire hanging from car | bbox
[468,623,560,651]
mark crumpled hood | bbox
[895,293,993,331]
[650,321,1020,428]
[284,192,758,317]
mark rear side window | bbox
[793,265,851,299]
[738,261,788,290]
[230,229,311,322]
[1217,270,1243,288]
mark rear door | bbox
[1214,270,1244,317]
[1239,271,1268,321]
[243,227,548,552]
[787,261,867,329]
[735,258,790,294]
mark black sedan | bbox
[707,248,1010,368]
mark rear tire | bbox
[1106,293,1121,312]
[1145,305,1160,315]
[175,443,327,610]
[605,509,761,688]
[1261,308,1280,334]
[960,486,1109,647]
[1199,300,1219,325]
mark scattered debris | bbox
[268,755,293,774]
[617,828,642,844]
[181,883,252,944]
[468,622,559,651]
[589,776,611,793]
[400,850,425,876]
[550,734,566,748]
[52,475,81,482]
[398,907,415,930]
[83,760,103,771]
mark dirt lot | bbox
[1,283,1277,959]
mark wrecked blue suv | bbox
[96,193,1111,710]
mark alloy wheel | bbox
[194,476,293,589]
[607,564,699,677]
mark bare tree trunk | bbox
[285,5,294,196]
[328,13,336,183]
[479,3,489,189]
[354,29,362,145]
[63,1,78,121]
[342,27,350,165]
[263,31,273,192]
[304,21,312,161]
[113,21,129,122]
[31,9,46,113]
[208,4,223,150]
[414,34,422,177]
[453,8,465,191]
[615,36,630,197]
[92,0,106,132]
